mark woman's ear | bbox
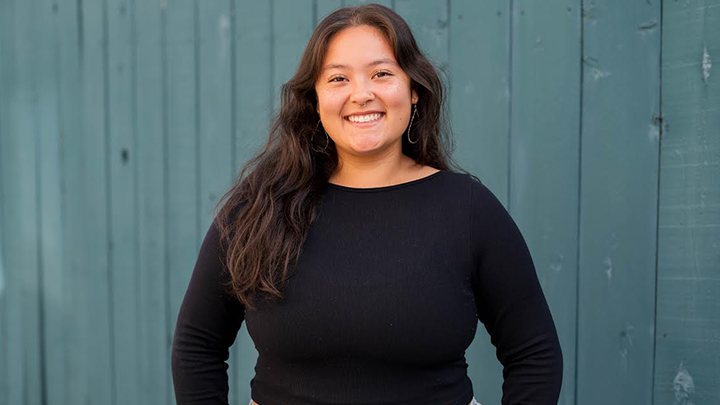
[411,89,419,104]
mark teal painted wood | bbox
[35,1,67,405]
[55,1,88,404]
[449,0,511,189]
[448,1,512,404]
[78,0,116,403]
[655,1,720,404]
[510,2,582,405]
[3,1,717,405]
[0,24,6,400]
[346,0,392,8]
[197,3,238,403]
[106,1,141,404]
[316,0,343,25]
[166,1,202,404]
[396,0,449,71]
[578,1,661,404]
[230,0,274,401]
[0,0,44,404]
[273,0,314,113]
[136,1,170,404]
[0,0,5,397]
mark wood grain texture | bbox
[0,1,717,404]
[230,0,273,401]
[655,0,720,404]
[135,1,170,404]
[577,0,661,404]
[166,1,201,404]
[510,2,581,405]
[0,0,44,403]
[447,2,511,402]
[106,0,140,403]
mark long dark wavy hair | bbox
[214,3,468,309]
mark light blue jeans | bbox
[250,398,481,405]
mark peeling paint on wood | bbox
[702,44,711,84]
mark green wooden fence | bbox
[0,0,717,404]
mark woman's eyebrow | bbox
[321,58,397,72]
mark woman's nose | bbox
[349,79,375,106]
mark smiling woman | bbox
[315,24,420,176]
[171,4,562,405]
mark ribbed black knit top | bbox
[171,170,563,405]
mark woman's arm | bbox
[171,219,245,405]
[469,179,563,405]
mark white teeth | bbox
[347,113,383,123]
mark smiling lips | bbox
[344,112,385,124]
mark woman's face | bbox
[314,25,418,157]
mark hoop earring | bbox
[407,103,419,144]
[314,119,329,151]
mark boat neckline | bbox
[326,170,445,193]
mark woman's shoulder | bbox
[434,169,486,193]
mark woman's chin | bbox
[349,134,386,153]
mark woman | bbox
[171,4,563,405]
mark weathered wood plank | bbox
[655,0,720,404]
[35,0,67,403]
[106,0,140,403]
[395,0,449,72]
[449,0,511,190]
[78,0,115,402]
[230,0,274,401]
[577,0,661,404]
[0,0,44,403]
[135,0,170,403]
[273,0,314,112]
[53,0,88,403]
[448,1,511,403]
[166,1,202,404]
[509,2,582,405]
[197,1,237,402]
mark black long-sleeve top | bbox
[171,170,563,405]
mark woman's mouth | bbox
[344,112,385,127]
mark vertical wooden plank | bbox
[449,1,510,403]
[79,0,115,402]
[197,0,233,228]
[394,0,449,72]
[135,0,170,404]
[197,0,236,402]
[166,1,201,404]
[231,0,273,401]
[509,2,581,405]
[655,1,720,404]
[0,0,44,403]
[449,0,511,191]
[0,136,5,404]
[36,0,67,403]
[273,0,314,112]
[0,56,5,403]
[106,0,139,403]
[235,0,273,168]
[54,0,91,403]
[578,1,661,404]
[0,0,14,403]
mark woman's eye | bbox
[329,72,391,83]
